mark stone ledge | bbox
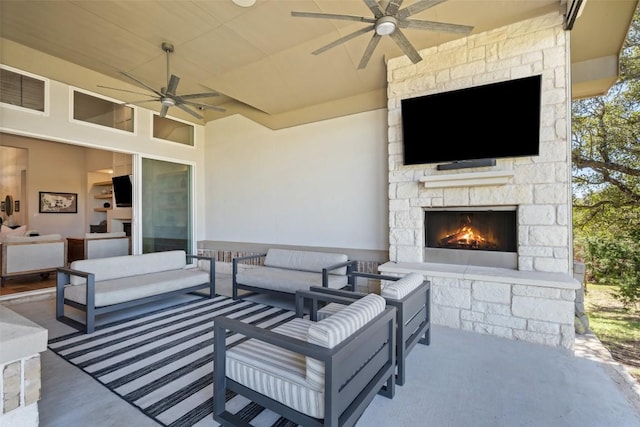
[378,262,580,290]
[0,306,48,365]
[419,170,515,188]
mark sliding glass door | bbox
[141,158,192,254]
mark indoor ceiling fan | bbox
[99,42,225,120]
[291,0,473,69]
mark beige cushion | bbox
[225,318,326,418]
[236,266,348,294]
[381,273,424,299]
[264,249,349,275]
[84,231,126,239]
[64,268,210,306]
[306,293,386,389]
[316,302,345,321]
[69,250,187,285]
[4,234,62,243]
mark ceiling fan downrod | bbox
[162,42,174,89]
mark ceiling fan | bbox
[98,42,225,120]
[291,0,473,69]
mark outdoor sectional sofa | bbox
[56,250,214,333]
[232,248,357,300]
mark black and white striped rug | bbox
[48,295,299,427]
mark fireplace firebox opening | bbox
[424,207,518,269]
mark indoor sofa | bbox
[232,248,357,300]
[1,233,67,286]
[67,231,130,263]
[56,249,214,333]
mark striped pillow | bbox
[381,272,424,300]
[306,293,386,389]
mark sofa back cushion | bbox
[264,248,348,275]
[305,293,386,388]
[4,234,62,243]
[84,231,126,239]
[381,272,425,300]
[69,250,186,285]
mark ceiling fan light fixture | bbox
[375,16,397,36]
[161,97,176,107]
[232,0,255,7]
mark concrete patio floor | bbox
[3,273,640,427]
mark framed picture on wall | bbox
[0,201,4,212]
[15,200,20,212]
[39,191,78,213]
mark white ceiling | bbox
[1,0,637,128]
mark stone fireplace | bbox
[379,12,580,349]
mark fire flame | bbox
[438,215,495,249]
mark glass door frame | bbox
[134,154,197,259]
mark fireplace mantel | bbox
[419,170,515,189]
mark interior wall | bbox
[1,133,87,236]
[0,145,27,226]
[204,110,389,251]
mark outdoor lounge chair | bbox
[296,272,431,386]
[213,293,397,427]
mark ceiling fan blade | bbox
[312,25,375,55]
[383,0,404,16]
[397,0,447,20]
[176,103,204,120]
[122,98,161,105]
[159,105,170,117]
[180,100,226,112]
[389,29,423,64]
[291,11,375,24]
[97,85,157,97]
[362,0,385,18]
[178,92,220,100]
[121,72,164,97]
[400,19,473,34]
[166,74,180,97]
[358,33,382,69]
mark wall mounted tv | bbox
[401,75,542,166]
[112,175,132,207]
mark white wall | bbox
[204,110,390,251]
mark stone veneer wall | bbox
[384,12,578,348]
[1,356,41,420]
[0,306,47,426]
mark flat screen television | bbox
[112,175,132,207]
[401,75,542,166]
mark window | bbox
[0,67,46,112]
[153,115,194,146]
[73,90,134,132]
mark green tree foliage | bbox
[572,6,640,308]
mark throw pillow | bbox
[0,224,27,242]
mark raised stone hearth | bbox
[384,12,579,348]
[379,262,578,348]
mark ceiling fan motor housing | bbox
[161,42,174,53]
[376,16,398,36]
